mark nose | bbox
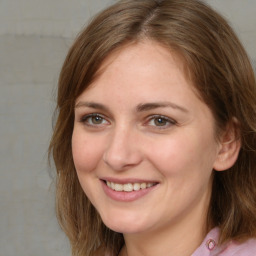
[103,126,143,171]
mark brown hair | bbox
[49,0,256,255]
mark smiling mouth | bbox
[104,181,158,192]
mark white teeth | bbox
[133,183,141,191]
[140,183,146,189]
[123,183,133,192]
[106,181,156,192]
[114,183,123,191]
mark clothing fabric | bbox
[192,227,256,256]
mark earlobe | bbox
[213,118,241,171]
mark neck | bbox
[119,201,210,256]
[121,226,206,256]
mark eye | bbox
[146,115,176,128]
[80,114,109,127]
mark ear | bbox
[213,118,241,171]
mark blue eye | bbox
[147,115,176,128]
[80,114,108,126]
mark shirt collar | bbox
[192,227,225,256]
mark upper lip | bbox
[100,177,159,184]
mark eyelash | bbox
[145,115,177,129]
[80,113,109,127]
[79,113,177,129]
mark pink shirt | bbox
[192,227,256,256]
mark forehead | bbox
[76,40,202,105]
[97,40,186,79]
[75,41,208,116]
[83,41,188,89]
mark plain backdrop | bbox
[0,1,255,255]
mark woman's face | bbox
[72,41,221,235]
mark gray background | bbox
[0,1,255,256]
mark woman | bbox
[49,0,256,255]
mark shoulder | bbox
[219,238,256,256]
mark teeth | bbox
[123,183,133,192]
[140,183,146,189]
[133,183,141,191]
[114,183,123,191]
[106,181,156,192]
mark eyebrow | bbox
[136,102,189,113]
[76,101,189,114]
[75,101,110,112]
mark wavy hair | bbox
[49,0,256,255]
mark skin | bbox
[72,41,225,256]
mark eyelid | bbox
[145,114,177,128]
[78,112,176,130]
[79,113,110,127]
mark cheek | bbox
[71,130,103,173]
[71,130,105,203]
[145,131,217,178]
[145,134,192,174]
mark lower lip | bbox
[101,181,158,202]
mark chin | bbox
[105,222,146,234]
[100,211,149,234]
